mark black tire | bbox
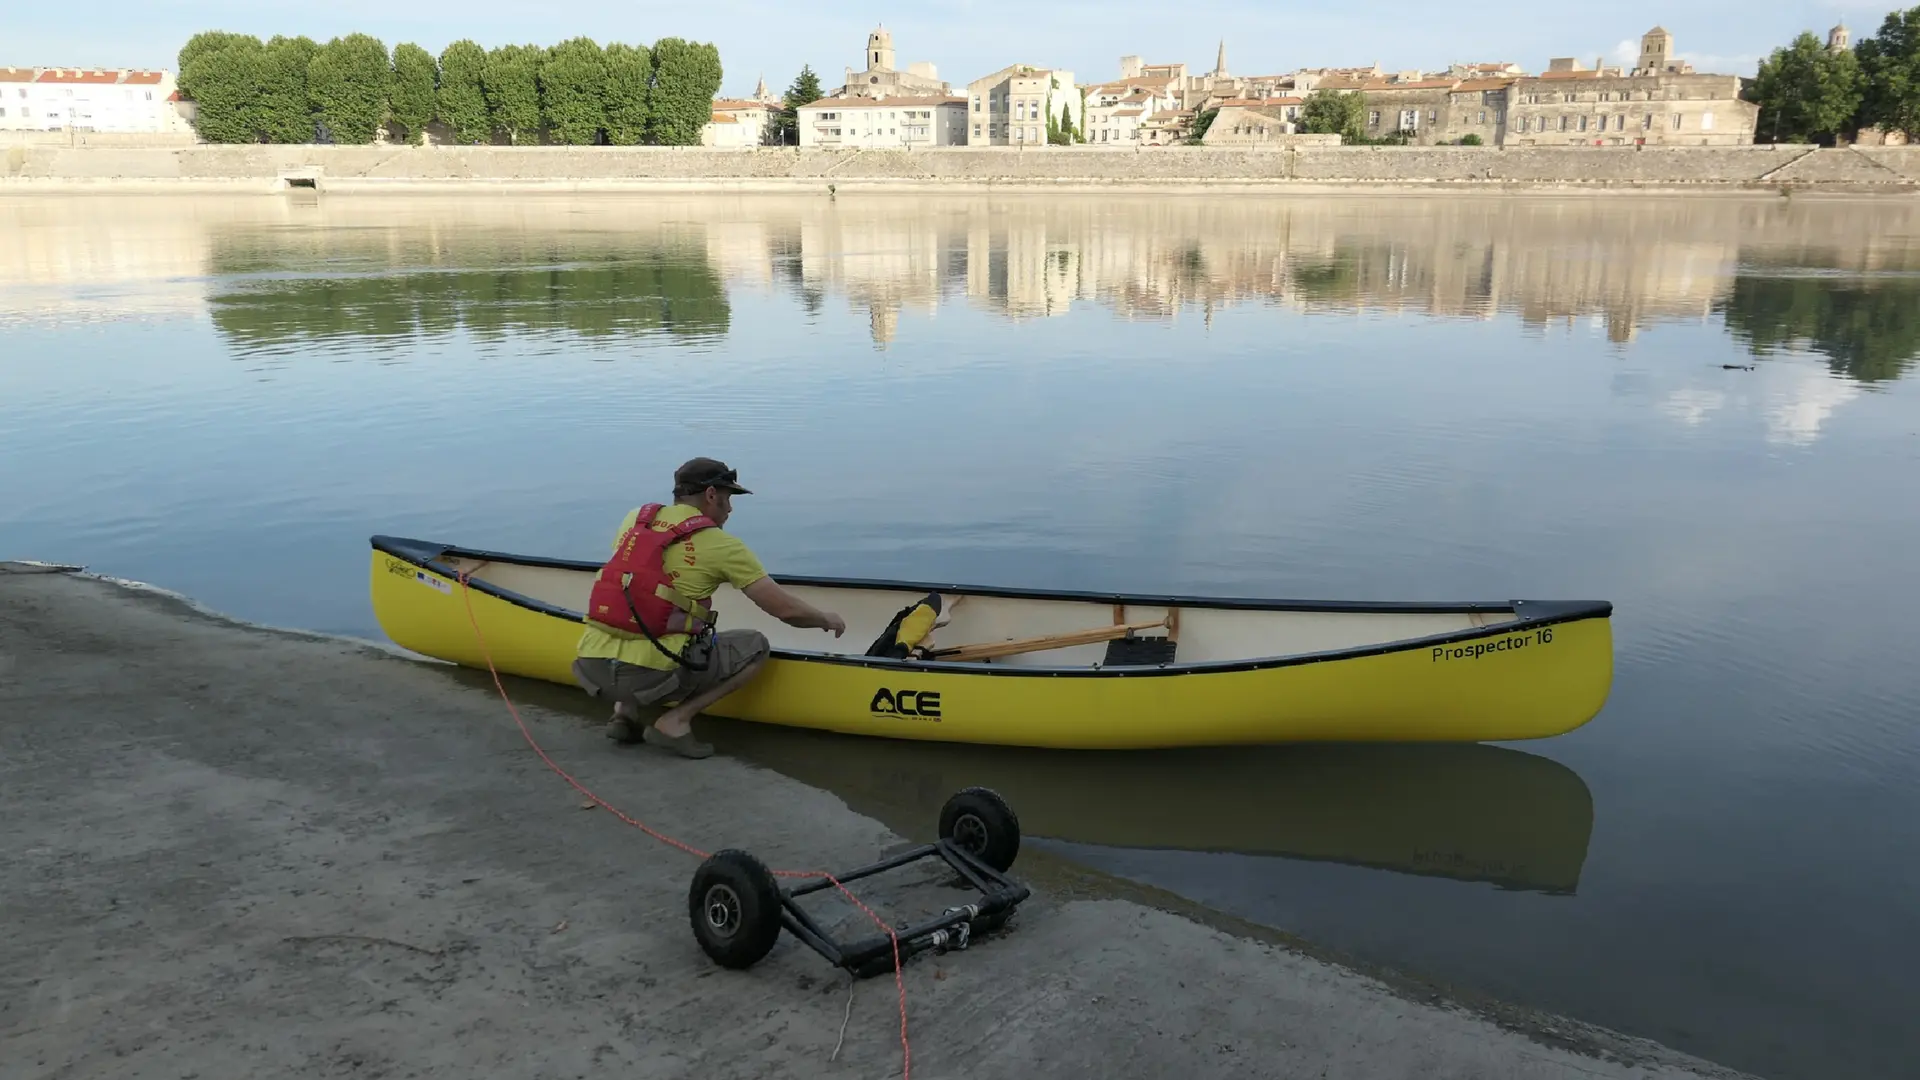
[938,786,1021,872]
[688,849,783,970]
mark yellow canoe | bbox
[368,535,1614,750]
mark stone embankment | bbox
[3,143,1918,193]
[0,563,1761,1080]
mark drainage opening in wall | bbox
[284,176,317,189]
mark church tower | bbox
[1828,22,1851,53]
[1638,26,1673,75]
[867,26,895,72]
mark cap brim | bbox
[720,483,752,494]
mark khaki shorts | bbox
[572,629,770,709]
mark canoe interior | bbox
[438,553,1523,669]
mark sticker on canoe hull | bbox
[1432,627,1552,662]
[388,556,452,595]
[870,688,942,720]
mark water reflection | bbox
[1720,270,1920,384]
[701,720,1594,895]
[208,249,730,353]
[6,193,1919,382]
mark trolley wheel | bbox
[938,786,1021,872]
[688,849,783,970]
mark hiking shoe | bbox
[605,716,642,744]
[642,725,714,759]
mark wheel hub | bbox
[953,812,989,855]
[704,883,742,939]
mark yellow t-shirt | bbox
[575,503,769,670]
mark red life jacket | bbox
[584,504,721,642]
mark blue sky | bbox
[3,1,1897,99]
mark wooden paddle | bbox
[924,615,1174,664]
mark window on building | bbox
[1701,110,1713,130]
[1478,109,1487,123]
[1643,113,1653,130]
[973,99,981,112]
[1672,113,1683,130]
[974,124,981,137]
[1560,115,1569,131]
[1578,115,1587,131]
[1368,109,1380,126]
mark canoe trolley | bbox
[687,787,1030,979]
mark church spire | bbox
[1214,39,1227,77]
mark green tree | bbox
[389,42,438,144]
[1187,106,1219,143]
[1049,101,1080,144]
[437,40,490,144]
[603,42,655,144]
[177,30,261,83]
[539,36,610,145]
[1300,88,1368,142]
[308,33,392,143]
[179,35,269,143]
[260,36,318,143]
[1752,31,1863,143]
[649,37,723,145]
[483,44,543,144]
[1858,7,1920,139]
[775,65,822,145]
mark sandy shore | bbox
[0,563,1757,1080]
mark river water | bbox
[4,191,1917,1080]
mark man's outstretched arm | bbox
[741,577,846,637]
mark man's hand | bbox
[821,612,847,637]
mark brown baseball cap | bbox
[673,457,752,496]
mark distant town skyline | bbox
[2,0,1892,101]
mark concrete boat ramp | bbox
[1,564,1755,1080]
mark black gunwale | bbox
[371,534,1612,678]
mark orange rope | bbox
[455,571,910,1080]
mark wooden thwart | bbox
[927,615,1175,664]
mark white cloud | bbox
[1660,387,1726,427]
[1764,366,1860,447]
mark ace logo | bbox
[869,688,942,720]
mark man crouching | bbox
[571,457,845,758]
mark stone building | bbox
[1504,28,1755,146]
[1442,78,1515,143]
[795,95,968,148]
[965,65,1082,146]
[1200,100,1337,145]
[1352,79,1461,144]
[831,25,951,99]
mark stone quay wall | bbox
[5,143,1919,192]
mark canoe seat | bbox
[1103,635,1177,667]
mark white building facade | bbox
[965,65,1082,146]
[0,67,190,132]
[796,95,968,148]
[701,97,774,147]
[1083,78,1181,145]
